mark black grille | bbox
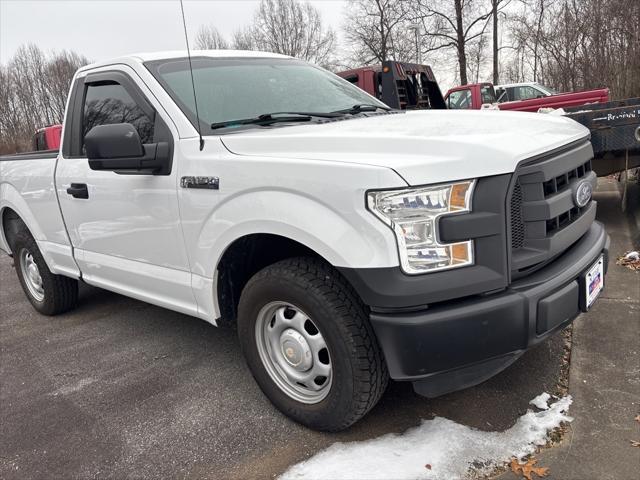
[542,160,592,197]
[508,141,595,275]
[543,160,592,236]
[510,181,525,249]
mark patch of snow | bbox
[49,377,96,396]
[529,392,551,410]
[280,395,572,480]
[538,107,567,115]
[624,251,639,261]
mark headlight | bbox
[367,180,476,274]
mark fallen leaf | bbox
[634,414,640,424]
[424,464,432,470]
[510,458,550,480]
[616,251,640,271]
[631,440,640,448]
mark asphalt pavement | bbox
[498,176,640,480]
[0,178,637,480]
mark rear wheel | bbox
[12,229,78,315]
[237,257,388,431]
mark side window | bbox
[533,86,547,98]
[512,86,538,101]
[480,86,496,104]
[82,82,154,151]
[447,89,472,109]
[506,87,516,101]
[33,131,46,151]
[495,88,507,102]
[343,74,359,84]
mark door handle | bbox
[66,183,89,199]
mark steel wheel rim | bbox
[19,248,44,302]
[255,301,332,404]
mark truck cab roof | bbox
[77,49,292,73]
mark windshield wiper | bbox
[210,111,343,130]
[331,104,391,114]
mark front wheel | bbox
[237,257,388,431]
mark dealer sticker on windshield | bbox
[584,255,604,309]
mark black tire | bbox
[237,257,388,431]
[12,229,78,315]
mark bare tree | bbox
[235,0,336,67]
[46,50,87,120]
[415,0,493,85]
[231,26,257,51]
[502,0,639,99]
[467,33,489,83]
[0,44,88,154]
[343,0,415,65]
[194,25,229,50]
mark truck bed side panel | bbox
[0,157,79,277]
[498,89,609,113]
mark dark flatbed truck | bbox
[564,98,640,176]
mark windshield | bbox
[145,57,388,132]
[535,83,557,95]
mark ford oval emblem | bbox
[574,180,592,207]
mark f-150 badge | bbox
[180,176,219,190]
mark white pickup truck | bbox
[1,50,609,431]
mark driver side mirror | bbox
[85,123,170,175]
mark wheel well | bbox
[1,208,27,254]
[216,234,323,324]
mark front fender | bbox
[189,189,400,279]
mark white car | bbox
[495,81,557,102]
[0,51,608,431]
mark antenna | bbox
[179,0,204,151]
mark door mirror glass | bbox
[85,123,144,160]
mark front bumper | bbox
[366,222,609,397]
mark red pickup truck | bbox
[32,125,62,151]
[445,82,609,112]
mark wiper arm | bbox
[268,111,346,118]
[211,111,342,130]
[331,104,391,114]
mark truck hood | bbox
[220,110,590,186]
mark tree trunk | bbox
[533,0,545,82]
[454,0,467,84]
[377,0,387,61]
[492,0,498,84]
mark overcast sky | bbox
[0,0,465,89]
[0,0,348,63]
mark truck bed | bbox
[564,98,640,176]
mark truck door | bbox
[55,66,197,316]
